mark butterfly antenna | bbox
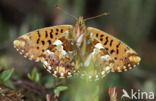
[55,5,77,20]
[84,12,110,21]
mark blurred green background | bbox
[0,0,156,101]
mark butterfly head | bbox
[74,16,86,33]
[76,16,85,26]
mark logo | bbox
[122,89,155,100]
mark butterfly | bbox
[13,16,141,80]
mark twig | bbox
[11,78,48,95]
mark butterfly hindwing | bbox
[79,36,114,79]
[13,25,72,62]
[41,35,75,78]
[87,27,141,72]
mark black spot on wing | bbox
[41,40,45,45]
[61,29,63,33]
[45,31,48,38]
[110,49,115,54]
[104,36,109,45]
[105,48,109,51]
[116,49,119,54]
[37,38,40,44]
[124,49,127,52]
[100,34,104,37]
[116,42,120,54]
[37,31,41,37]
[50,29,53,38]
[116,42,121,48]
[96,33,99,37]
[37,46,39,49]
[56,28,59,32]
[110,40,113,47]
[47,40,51,45]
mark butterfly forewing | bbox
[13,25,72,62]
[87,27,141,72]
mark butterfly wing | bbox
[41,34,76,78]
[87,27,141,72]
[79,35,115,80]
[13,25,72,62]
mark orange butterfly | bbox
[14,11,141,80]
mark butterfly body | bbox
[14,16,141,79]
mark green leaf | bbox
[0,68,14,82]
[41,75,54,88]
[27,68,41,83]
[54,86,68,97]
[4,80,15,89]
